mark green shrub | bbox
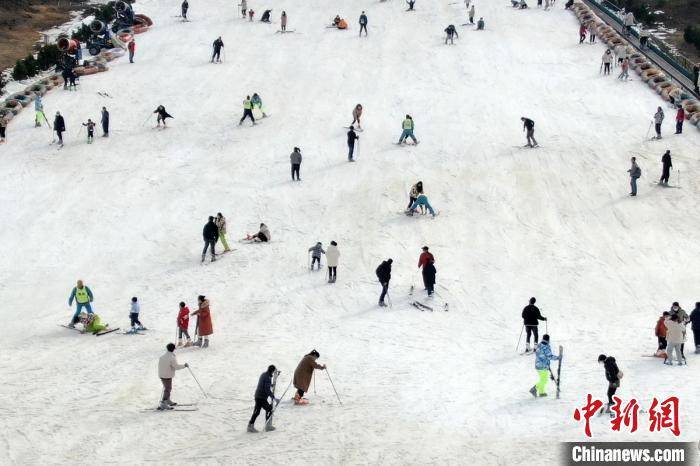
[36,44,61,71]
[23,55,39,77]
[12,60,29,81]
[685,25,700,51]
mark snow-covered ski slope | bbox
[1,0,700,464]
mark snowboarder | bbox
[653,106,664,139]
[293,350,326,404]
[181,0,189,20]
[664,314,686,365]
[597,354,621,412]
[202,215,219,262]
[129,296,144,330]
[153,105,173,127]
[406,0,416,11]
[406,193,436,217]
[444,25,458,45]
[601,49,612,75]
[290,146,302,181]
[469,4,475,23]
[157,343,188,410]
[617,57,629,80]
[240,0,247,18]
[376,259,393,307]
[347,126,359,161]
[422,259,436,297]
[326,241,340,283]
[407,181,424,211]
[260,9,272,23]
[522,297,547,352]
[215,212,231,252]
[690,302,700,353]
[54,111,66,146]
[659,150,672,185]
[247,365,278,432]
[308,242,326,270]
[675,106,684,134]
[579,24,587,44]
[521,117,537,147]
[655,311,669,353]
[350,104,363,130]
[398,115,418,145]
[101,107,109,137]
[68,280,94,326]
[211,37,224,63]
[177,302,193,347]
[418,246,434,270]
[477,17,485,30]
[529,334,560,397]
[281,11,288,32]
[82,119,96,143]
[627,156,641,196]
[128,39,135,63]
[359,11,368,36]
[191,295,213,348]
[34,95,44,127]
[251,93,267,118]
[0,114,7,143]
[245,223,271,242]
[239,96,256,125]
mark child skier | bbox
[398,115,418,145]
[529,334,560,397]
[82,119,96,143]
[129,296,144,331]
[251,93,267,118]
[177,302,192,347]
[326,241,340,283]
[308,242,326,270]
[80,312,109,334]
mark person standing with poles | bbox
[529,334,560,398]
[293,350,326,404]
[190,295,213,348]
[290,146,302,181]
[211,37,224,63]
[181,0,189,20]
[202,215,219,263]
[54,111,66,146]
[597,354,622,412]
[359,11,368,37]
[521,297,547,353]
[101,107,109,137]
[376,259,392,307]
[247,365,279,432]
[347,126,359,162]
[659,150,672,185]
[240,0,247,18]
[280,11,288,32]
[627,156,641,197]
[158,343,188,410]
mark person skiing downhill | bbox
[293,350,326,404]
[627,156,641,196]
[82,119,96,143]
[129,296,144,330]
[177,302,193,347]
[444,25,459,44]
[351,104,363,129]
[659,150,672,185]
[153,105,173,127]
[617,57,629,80]
[398,115,418,145]
[359,11,368,36]
[408,181,424,212]
[653,107,664,139]
[240,96,256,125]
[347,126,359,161]
[191,295,213,348]
[290,147,302,181]
[101,107,109,137]
[406,193,436,217]
[529,334,560,398]
[158,343,188,410]
[521,117,538,147]
[281,11,288,32]
[215,212,231,252]
[308,242,326,270]
[245,223,271,242]
[54,111,66,146]
[202,216,219,262]
[326,241,340,283]
[376,259,393,307]
[251,93,267,118]
[211,37,224,63]
[522,297,547,352]
[597,354,621,412]
[248,365,279,432]
[68,280,94,326]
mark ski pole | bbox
[265,378,292,427]
[325,368,343,405]
[545,319,548,334]
[644,120,653,140]
[386,290,392,308]
[187,365,208,398]
[141,113,153,127]
[313,371,316,394]
[516,325,524,352]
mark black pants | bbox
[56,131,63,144]
[590,34,596,43]
[676,121,683,134]
[526,325,539,344]
[178,328,190,339]
[311,256,321,269]
[422,273,434,295]
[604,63,610,74]
[161,378,172,401]
[102,122,108,136]
[129,312,142,327]
[87,130,94,140]
[470,16,474,23]
[202,239,216,257]
[607,383,617,404]
[249,398,272,425]
[407,196,417,209]
[253,232,268,242]
[655,123,661,137]
[296,388,305,398]
[212,49,221,61]
[359,24,367,36]
[657,336,667,350]
[240,109,255,124]
[291,163,300,180]
[348,142,355,160]
[379,282,389,303]
[579,34,585,44]
[0,127,5,139]
[328,266,337,279]
[660,166,670,184]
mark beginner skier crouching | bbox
[529,334,560,397]
[406,193,436,217]
[444,25,458,44]
[398,115,418,145]
[247,365,279,432]
[293,350,326,404]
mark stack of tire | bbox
[1,73,64,123]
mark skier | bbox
[407,181,424,211]
[290,146,302,181]
[347,126,359,161]
[80,312,109,334]
[0,114,7,143]
[444,25,459,45]
[177,302,193,347]
[359,11,368,37]
[653,107,664,139]
[54,111,66,146]
[675,106,684,134]
[627,156,641,196]
[129,296,144,330]
[406,193,436,217]
[251,93,267,118]
[588,21,596,43]
[406,0,416,11]
[293,350,326,404]
[659,150,672,185]
[215,212,231,252]
[690,302,700,353]
[521,117,538,147]
[529,334,560,397]
[68,280,94,326]
[247,365,278,432]
[332,16,347,29]
[376,259,393,307]
[418,246,434,270]
[34,94,44,127]
[308,242,326,270]
[350,104,363,130]
[239,96,256,126]
[260,9,271,23]
[202,215,219,263]
[157,343,188,410]
[655,311,669,354]
[469,4,475,24]
[477,17,485,30]
[422,259,436,297]
[240,0,247,18]
[82,119,96,144]
[579,24,587,44]
[191,295,213,348]
[326,241,340,283]
[597,354,621,412]
[153,105,173,128]
[101,107,109,137]
[245,223,271,242]
[128,39,135,63]
[398,115,418,145]
[211,37,224,63]
[281,11,288,32]
[601,49,613,75]
[617,57,629,80]
[522,297,547,352]
[181,0,189,20]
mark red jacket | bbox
[178,306,190,330]
[418,251,434,269]
[128,41,136,52]
[676,108,685,122]
[655,317,667,337]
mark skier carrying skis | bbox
[68,280,94,326]
[406,193,436,217]
[521,117,538,147]
[659,150,672,185]
[422,259,436,297]
[347,126,359,162]
[202,215,219,263]
[181,0,189,20]
[245,223,271,242]
[398,115,418,145]
[54,111,66,146]
[653,106,664,139]
[239,96,256,126]
[158,343,188,410]
[34,94,44,127]
[281,11,288,32]
[376,259,393,307]
[251,93,267,118]
[690,302,700,354]
[597,354,621,412]
[359,11,368,36]
[529,334,560,398]
[675,106,684,134]
[308,242,326,270]
[351,104,363,130]
[215,212,231,252]
[129,296,144,330]
[101,107,109,137]
[601,49,613,75]
[444,25,459,45]
[627,156,641,197]
[82,119,96,143]
[290,146,302,181]
[326,241,340,283]
[522,297,547,352]
[408,181,424,211]
[153,105,173,128]
[177,302,193,347]
[212,37,224,63]
[293,350,326,404]
[191,295,213,348]
[248,364,278,432]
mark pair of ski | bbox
[121,327,149,335]
[59,324,120,336]
[144,403,197,412]
[410,301,448,312]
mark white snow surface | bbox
[1,0,700,464]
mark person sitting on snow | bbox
[245,223,271,243]
[477,17,485,30]
[79,312,109,334]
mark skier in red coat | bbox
[177,302,192,347]
[675,107,685,134]
[128,39,136,63]
[417,246,435,269]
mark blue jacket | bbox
[535,341,559,370]
[34,96,43,111]
[254,371,274,400]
